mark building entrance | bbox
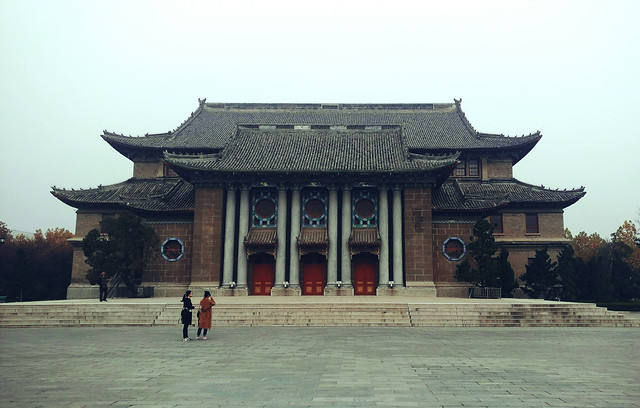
[302,254,326,295]
[353,254,377,295]
[251,254,275,295]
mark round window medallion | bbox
[304,198,325,219]
[354,198,375,219]
[162,238,185,262]
[255,198,276,220]
[442,237,466,261]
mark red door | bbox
[354,259,377,295]
[303,257,326,295]
[252,256,275,295]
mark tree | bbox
[455,218,498,288]
[495,247,518,297]
[572,231,606,262]
[556,245,583,301]
[82,213,159,297]
[0,223,72,301]
[520,248,560,300]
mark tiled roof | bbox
[298,228,329,247]
[349,228,381,248]
[50,178,194,213]
[164,128,459,174]
[244,228,277,257]
[102,99,541,154]
[432,179,586,212]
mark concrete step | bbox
[1,301,638,328]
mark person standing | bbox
[180,290,194,341]
[99,272,108,302]
[196,291,216,340]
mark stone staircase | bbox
[0,301,637,328]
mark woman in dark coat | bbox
[197,290,216,340]
[180,290,194,341]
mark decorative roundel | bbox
[255,198,276,221]
[162,238,185,262]
[304,198,326,220]
[442,237,466,261]
[354,198,375,220]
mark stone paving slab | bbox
[0,327,638,407]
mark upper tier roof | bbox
[102,99,541,162]
[164,127,459,175]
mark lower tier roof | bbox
[52,177,585,216]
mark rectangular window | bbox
[490,214,503,234]
[468,159,479,177]
[526,213,539,233]
[453,158,481,178]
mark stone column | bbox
[392,186,404,286]
[275,185,287,286]
[222,186,236,287]
[289,186,301,288]
[327,185,338,285]
[236,185,250,288]
[340,185,352,287]
[378,186,389,287]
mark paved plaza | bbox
[0,326,638,408]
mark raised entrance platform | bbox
[0,297,638,328]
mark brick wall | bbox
[500,211,565,239]
[75,212,103,237]
[432,220,475,282]
[487,158,513,179]
[145,222,194,283]
[191,186,224,284]
[403,187,434,283]
[133,161,162,179]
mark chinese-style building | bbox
[52,99,585,298]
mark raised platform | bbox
[0,297,638,328]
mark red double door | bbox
[252,255,275,296]
[353,256,377,295]
[303,255,326,295]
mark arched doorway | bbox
[302,253,326,295]
[353,253,378,295]
[250,254,275,295]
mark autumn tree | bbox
[0,224,72,301]
[572,231,606,262]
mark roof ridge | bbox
[454,98,477,137]
[167,98,207,139]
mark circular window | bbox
[442,237,466,261]
[304,198,326,220]
[162,238,185,262]
[354,198,375,220]
[255,198,276,220]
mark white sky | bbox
[1,0,638,238]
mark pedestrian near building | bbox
[197,291,216,340]
[99,272,108,302]
[180,290,194,341]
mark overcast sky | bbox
[1,0,638,238]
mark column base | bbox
[270,286,301,296]
[324,285,354,296]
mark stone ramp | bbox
[0,298,637,327]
